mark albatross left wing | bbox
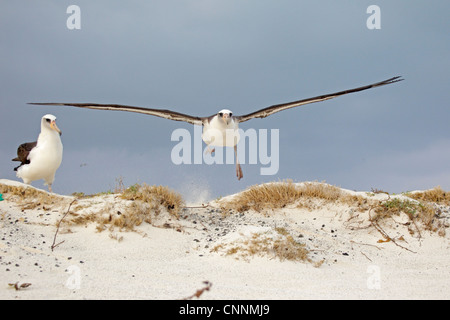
[235,76,403,123]
[28,103,205,126]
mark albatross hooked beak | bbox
[219,112,232,125]
[223,113,229,122]
[51,120,62,136]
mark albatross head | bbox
[42,114,62,136]
[217,109,233,125]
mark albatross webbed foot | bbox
[236,163,243,181]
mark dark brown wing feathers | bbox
[12,141,37,171]
[235,76,403,123]
[28,103,205,126]
[29,76,402,126]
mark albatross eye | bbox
[45,118,51,123]
[218,112,223,117]
[229,113,232,117]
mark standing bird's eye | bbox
[46,118,51,123]
[218,112,223,117]
[229,113,232,117]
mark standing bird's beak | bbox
[51,120,62,136]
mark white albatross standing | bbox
[30,76,402,180]
[12,114,63,192]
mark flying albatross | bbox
[12,114,63,192]
[30,76,402,180]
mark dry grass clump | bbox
[221,180,448,239]
[222,180,349,213]
[407,186,450,206]
[121,183,185,218]
[66,183,185,233]
[212,228,310,263]
[0,183,69,210]
[271,234,310,262]
[71,202,154,233]
[225,180,301,212]
[340,194,373,211]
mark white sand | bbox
[0,179,449,300]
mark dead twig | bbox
[371,219,416,254]
[371,188,390,195]
[360,251,373,262]
[183,203,213,209]
[182,281,212,300]
[51,199,77,252]
[365,196,417,254]
[349,240,383,250]
[8,282,32,291]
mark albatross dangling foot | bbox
[205,146,215,155]
[234,146,243,180]
[236,163,243,180]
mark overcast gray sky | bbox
[1,1,449,201]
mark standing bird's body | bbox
[12,114,63,192]
[30,76,402,180]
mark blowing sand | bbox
[0,179,449,300]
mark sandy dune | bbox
[1,179,449,300]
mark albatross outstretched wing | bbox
[30,76,402,126]
[28,103,205,126]
[235,76,403,123]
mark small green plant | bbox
[372,196,441,235]
[376,198,420,220]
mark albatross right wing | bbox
[28,103,206,126]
